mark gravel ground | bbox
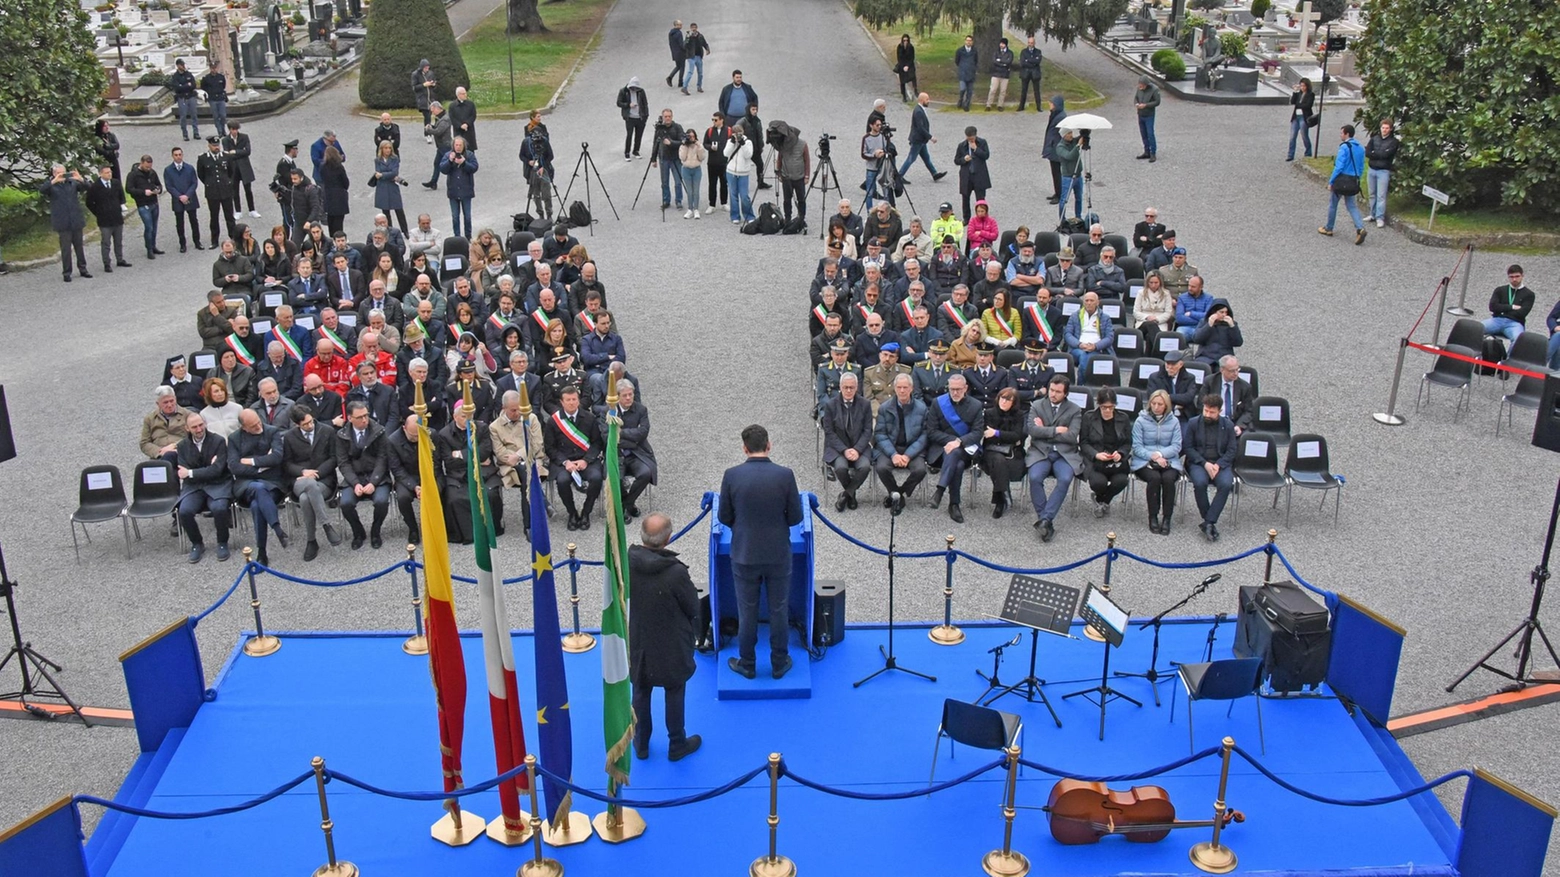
[3,0,1559,869]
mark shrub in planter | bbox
[1150,48,1186,81]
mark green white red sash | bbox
[551,411,591,451]
[450,324,465,343]
[578,310,597,333]
[991,309,1016,341]
[224,334,255,366]
[1025,301,1053,344]
[812,304,829,326]
[900,299,916,326]
[531,309,552,334]
[855,303,874,324]
[317,326,348,354]
[488,312,511,333]
[941,301,969,330]
[412,316,430,340]
[271,328,303,361]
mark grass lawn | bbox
[866,23,1106,112]
[458,0,616,112]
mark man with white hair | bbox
[175,412,233,563]
[142,386,193,462]
[491,388,546,533]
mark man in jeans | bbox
[1319,125,1367,245]
[170,59,200,141]
[953,35,978,111]
[1364,119,1400,228]
[899,92,947,183]
[126,154,166,260]
[861,117,890,211]
[681,22,710,94]
[1483,265,1535,350]
[652,108,685,210]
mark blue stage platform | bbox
[69,619,1490,877]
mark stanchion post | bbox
[1371,337,1409,426]
[1428,276,1450,347]
[1085,533,1117,643]
[242,547,281,657]
[310,756,358,877]
[1263,530,1278,584]
[519,755,563,877]
[1189,737,1239,874]
[403,545,428,656]
[750,753,795,877]
[981,745,1030,877]
[1447,244,1475,316]
[930,535,965,645]
[560,543,596,653]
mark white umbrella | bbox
[1058,112,1113,131]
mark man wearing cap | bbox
[862,343,912,418]
[1010,341,1056,405]
[931,236,969,291]
[1155,247,1199,295]
[422,102,453,190]
[170,59,200,141]
[272,141,301,233]
[199,63,229,135]
[544,385,601,531]
[1004,240,1045,291]
[930,205,964,253]
[282,405,341,562]
[126,154,164,260]
[1144,230,1178,273]
[1044,248,1084,298]
[822,373,872,512]
[1147,349,1199,421]
[175,412,232,563]
[1064,291,1115,372]
[936,284,980,338]
[815,338,863,419]
[542,349,588,414]
[1025,374,1081,542]
[197,136,237,247]
[963,341,1013,410]
[873,374,930,500]
[926,373,984,523]
[913,340,957,404]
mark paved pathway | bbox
[2,0,1559,867]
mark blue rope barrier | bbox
[1231,747,1472,807]
[72,771,314,820]
[1019,747,1221,782]
[327,761,529,801]
[1267,547,1331,599]
[952,548,1110,576]
[534,763,770,809]
[192,565,253,625]
[1111,544,1269,570]
[251,561,410,588]
[670,503,712,545]
[810,507,946,558]
[781,758,1006,800]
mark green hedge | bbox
[1151,49,1185,81]
[0,188,47,240]
[357,0,469,109]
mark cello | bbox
[1043,779,1244,845]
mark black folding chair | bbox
[1171,657,1265,754]
[929,698,1022,788]
[1283,434,1343,525]
[71,465,130,562]
[126,461,181,555]
[1232,434,1285,526]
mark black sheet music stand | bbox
[1064,583,1142,740]
[980,575,1080,728]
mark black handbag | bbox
[1330,142,1362,195]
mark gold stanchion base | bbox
[749,853,796,877]
[485,812,534,845]
[928,624,966,646]
[1189,841,1238,874]
[518,857,564,877]
[542,811,595,847]
[402,634,428,656]
[561,632,596,654]
[311,863,358,877]
[430,810,488,846]
[243,634,281,657]
[981,849,1031,877]
[591,807,646,843]
[1082,625,1106,643]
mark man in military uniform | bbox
[925,373,985,524]
[962,341,1012,410]
[861,342,912,418]
[814,338,863,418]
[896,303,942,365]
[272,140,300,234]
[196,135,237,247]
[935,284,980,336]
[1020,287,1064,350]
[913,340,956,404]
[1010,340,1056,405]
[543,385,603,531]
[542,350,588,414]
[810,312,850,373]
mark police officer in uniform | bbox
[197,135,238,246]
[861,342,911,417]
[1009,340,1056,405]
[814,338,863,419]
[272,140,301,234]
[541,350,589,414]
[962,340,1012,410]
[913,340,956,404]
[925,373,984,523]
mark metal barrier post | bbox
[1428,275,1451,348]
[929,534,964,645]
[518,755,562,877]
[561,543,595,653]
[242,548,280,657]
[1085,533,1117,643]
[1263,530,1278,584]
[981,745,1030,877]
[403,545,427,656]
[1371,337,1409,426]
[310,757,358,877]
[749,753,795,877]
[1189,737,1239,874]
[1447,244,1475,316]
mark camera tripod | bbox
[808,148,842,240]
[559,141,619,237]
[0,535,88,725]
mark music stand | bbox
[1064,583,1141,741]
[980,575,1079,728]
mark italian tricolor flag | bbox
[273,329,303,362]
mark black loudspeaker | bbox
[1532,374,1560,453]
[1235,586,1331,693]
[0,386,14,464]
[813,579,846,647]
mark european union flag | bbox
[529,462,574,826]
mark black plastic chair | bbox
[1113,328,1144,360]
[995,348,1024,369]
[1415,343,1476,422]
[1118,255,1145,281]
[190,350,220,373]
[1034,231,1062,257]
[1082,355,1121,388]
[1496,373,1548,437]
[1114,387,1144,416]
[1183,361,1209,387]
[929,698,1022,787]
[1283,434,1342,525]
[1067,389,1095,412]
[1238,366,1260,396]
[1098,297,1127,326]
[1249,395,1292,448]
[1171,657,1265,754]
[1443,317,1486,353]
[1232,434,1285,526]
[1129,357,1163,390]
[1044,353,1073,380]
[1153,331,1185,359]
[1503,331,1551,382]
[1103,233,1131,257]
[439,236,470,285]
[71,465,130,562]
[126,461,181,554]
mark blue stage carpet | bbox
[101,621,1456,876]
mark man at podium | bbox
[718,425,804,681]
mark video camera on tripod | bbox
[816,132,837,159]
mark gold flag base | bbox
[486,813,534,845]
[1189,842,1238,874]
[928,624,965,646]
[402,633,428,656]
[430,810,488,846]
[560,632,596,654]
[981,850,1031,877]
[749,854,796,877]
[518,858,564,877]
[542,811,594,847]
[311,863,359,877]
[243,634,281,657]
[591,807,645,843]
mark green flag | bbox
[601,404,634,800]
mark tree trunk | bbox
[507,0,546,33]
[972,15,1003,83]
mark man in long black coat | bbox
[39,165,89,282]
[629,513,701,762]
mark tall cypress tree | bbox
[358,0,470,109]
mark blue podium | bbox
[705,491,816,699]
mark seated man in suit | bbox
[316,307,358,354]
[1043,248,1085,299]
[249,377,296,429]
[257,341,304,399]
[925,373,985,523]
[1183,394,1237,542]
[872,374,929,501]
[821,372,873,512]
[386,414,424,544]
[346,361,398,426]
[297,373,345,427]
[288,256,330,312]
[1025,374,1082,543]
[335,399,392,549]
[850,312,900,370]
[602,380,657,518]
[1146,349,1198,421]
[1084,246,1128,298]
[398,356,449,432]
[282,405,341,560]
[228,408,290,566]
[496,349,542,405]
[936,284,981,337]
[543,385,603,530]
[175,412,232,563]
[1201,355,1254,436]
[1064,291,1115,372]
[324,251,365,311]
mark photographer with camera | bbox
[767,120,810,228]
[519,111,556,221]
[677,128,707,220]
[650,108,686,211]
[722,123,756,225]
[860,117,893,211]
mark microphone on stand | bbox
[988,633,1021,654]
[1198,573,1223,592]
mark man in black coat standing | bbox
[40,164,90,282]
[629,512,702,762]
[953,125,991,222]
[197,136,237,246]
[222,121,257,217]
[718,424,804,681]
[85,164,131,273]
[665,19,686,88]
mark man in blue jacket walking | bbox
[1319,125,1367,245]
[718,424,804,681]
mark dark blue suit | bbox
[164,161,201,247]
[718,455,803,671]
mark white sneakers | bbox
[683,209,693,219]
[248,210,261,218]
[693,210,701,220]
[1376,218,1385,228]
[704,205,714,215]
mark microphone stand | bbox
[854,493,936,687]
[1115,575,1216,707]
[1203,612,1228,663]
[976,634,1021,702]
